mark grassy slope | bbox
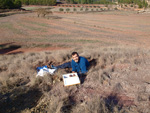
[0,8,150,112]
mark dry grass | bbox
[1,7,150,112]
[0,46,150,112]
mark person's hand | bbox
[72,71,76,73]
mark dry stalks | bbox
[0,46,150,112]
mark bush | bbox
[80,7,83,11]
[130,4,133,7]
[59,8,64,12]
[114,7,118,10]
[73,8,77,11]
[138,4,143,8]
[85,8,89,11]
[66,8,70,12]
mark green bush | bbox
[80,7,83,11]
[59,8,64,11]
[66,8,70,12]
[85,8,89,11]
[73,8,77,11]
[114,7,118,10]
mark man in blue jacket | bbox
[51,52,90,74]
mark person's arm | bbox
[71,60,76,73]
[80,58,89,74]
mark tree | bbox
[0,0,14,9]
[14,0,22,8]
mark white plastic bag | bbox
[36,66,56,77]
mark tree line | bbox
[66,0,148,8]
[66,0,113,4]
[0,0,148,9]
[0,0,56,9]
[0,0,22,9]
[21,0,56,6]
[118,0,148,8]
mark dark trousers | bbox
[56,62,72,69]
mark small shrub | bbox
[91,9,94,11]
[59,8,64,12]
[130,4,133,7]
[80,7,83,11]
[85,8,89,11]
[73,8,77,12]
[114,7,118,10]
[138,4,143,8]
[66,8,70,12]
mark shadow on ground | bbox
[0,43,22,54]
[0,87,42,113]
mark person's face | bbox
[72,54,79,62]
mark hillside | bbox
[0,7,150,112]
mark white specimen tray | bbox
[62,73,80,86]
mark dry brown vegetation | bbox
[1,47,150,113]
[0,6,150,113]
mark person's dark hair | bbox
[71,52,79,56]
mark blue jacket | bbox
[71,56,90,74]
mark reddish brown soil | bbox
[0,46,68,54]
[0,10,150,54]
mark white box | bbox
[62,73,80,86]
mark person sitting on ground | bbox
[51,52,90,74]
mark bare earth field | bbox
[0,9,150,54]
[0,8,150,113]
